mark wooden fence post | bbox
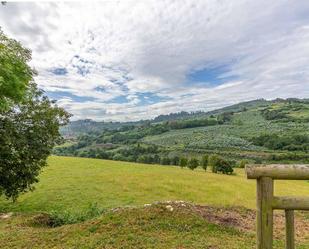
[247,164,309,249]
[285,210,295,249]
[256,176,273,249]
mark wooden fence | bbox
[246,164,309,249]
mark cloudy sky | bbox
[1,1,309,121]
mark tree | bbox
[0,30,70,201]
[187,158,199,170]
[179,157,188,168]
[201,155,208,171]
[0,29,35,111]
[0,83,70,201]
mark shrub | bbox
[32,203,106,227]
[187,158,199,170]
[208,154,234,174]
[179,157,188,168]
[217,161,234,174]
[201,155,208,171]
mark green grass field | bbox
[1,156,309,213]
[0,156,308,248]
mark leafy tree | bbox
[201,155,208,171]
[0,29,35,111]
[0,83,70,201]
[0,31,70,200]
[187,158,199,170]
[179,157,188,168]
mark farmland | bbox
[55,99,309,165]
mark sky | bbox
[1,0,309,121]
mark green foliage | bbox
[201,155,208,171]
[0,83,70,201]
[179,157,188,168]
[0,29,35,111]
[217,111,234,124]
[187,158,199,170]
[251,134,309,152]
[170,156,180,166]
[48,203,105,227]
[167,118,218,129]
[208,155,233,174]
[261,108,287,120]
[209,155,220,173]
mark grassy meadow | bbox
[0,156,308,248]
[1,156,309,213]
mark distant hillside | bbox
[56,98,309,165]
[61,98,271,137]
[60,119,142,138]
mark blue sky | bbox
[1,1,309,121]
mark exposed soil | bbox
[154,201,309,242]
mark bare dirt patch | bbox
[153,201,309,242]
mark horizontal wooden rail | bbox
[245,164,309,249]
[272,196,309,210]
[246,164,309,180]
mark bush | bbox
[201,155,208,171]
[187,158,199,170]
[33,203,106,227]
[179,157,188,168]
[208,154,234,174]
[217,161,234,174]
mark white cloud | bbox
[0,0,309,121]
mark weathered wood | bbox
[285,210,295,249]
[257,177,273,249]
[246,164,309,180]
[272,196,309,210]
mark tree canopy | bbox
[0,30,70,201]
[0,28,35,111]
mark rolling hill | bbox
[55,98,309,165]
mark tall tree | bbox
[0,30,70,201]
